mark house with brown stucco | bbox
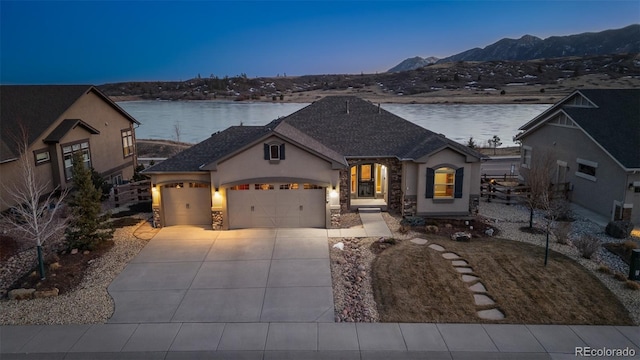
[0,85,140,211]
[144,96,484,229]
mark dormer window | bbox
[264,143,285,162]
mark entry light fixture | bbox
[330,186,338,198]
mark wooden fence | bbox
[110,180,151,208]
[480,178,571,205]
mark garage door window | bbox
[303,184,323,189]
[165,182,184,188]
[280,183,299,190]
[189,183,209,188]
[255,183,274,190]
[229,184,250,190]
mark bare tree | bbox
[520,149,557,266]
[0,131,68,279]
[173,121,181,143]
[488,135,502,155]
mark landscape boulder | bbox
[8,288,36,300]
[34,288,59,299]
[451,232,472,242]
[605,221,634,239]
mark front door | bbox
[358,164,375,198]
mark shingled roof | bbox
[0,85,139,162]
[518,89,640,169]
[145,96,483,173]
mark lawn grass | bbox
[372,237,634,325]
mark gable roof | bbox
[0,85,139,162]
[517,89,640,169]
[43,119,100,143]
[145,96,483,173]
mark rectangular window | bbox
[350,166,356,193]
[255,183,274,190]
[360,164,372,181]
[576,158,597,181]
[375,164,382,193]
[280,183,299,190]
[62,141,91,180]
[34,149,50,165]
[434,168,455,198]
[522,146,532,168]
[229,184,250,190]
[303,184,323,189]
[269,144,280,160]
[121,129,134,157]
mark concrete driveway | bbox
[107,226,334,323]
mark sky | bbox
[1,0,638,84]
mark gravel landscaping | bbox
[0,215,153,325]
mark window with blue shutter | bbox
[426,168,434,198]
[264,143,285,161]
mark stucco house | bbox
[144,96,483,229]
[0,85,140,211]
[515,89,640,224]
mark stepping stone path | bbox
[411,238,429,245]
[428,244,506,321]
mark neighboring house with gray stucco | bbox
[515,89,640,225]
[0,85,140,212]
[144,96,484,229]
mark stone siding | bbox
[330,209,341,228]
[212,210,223,230]
[152,206,162,228]
[345,158,403,214]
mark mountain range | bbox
[389,24,639,72]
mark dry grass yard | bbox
[372,237,634,325]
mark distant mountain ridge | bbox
[389,24,639,72]
[388,56,439,73]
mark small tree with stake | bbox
[65,153,114,250]
[0,131,68,280]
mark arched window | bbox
[434,167,455,198]
[426,166,464,199]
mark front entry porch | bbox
[349,163,388,211]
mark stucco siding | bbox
[521,123,628,220]
[416,149,474,215]
[212,136,338,187]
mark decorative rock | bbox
[428,244,444,251]
[473,294,496,305]
[8,288,36,300]
[477,308,505,320]
[444,224,453,229]
[357,265,366,271]
[70,249,79,255]
[451,232,472,242]
[485,228,494,237]
[469,282,487,293]
[49,262,61,271]
[34,288,59,299]
[333,242,344,250]
[452,260,468,266]
[411,238,428,245]
[442,252,460,259]
[461,275,479,282]
[83,250,90,255]
[455,267,473,274]
[425,225,439,233]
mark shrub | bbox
[400,216,426,227]
[625,280,640,290]
[573,234,600,259]
[614,272,627,281]
[597,265,613,274]
[553,222,571,245]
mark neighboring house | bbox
[515,89,640,224]
[144,96,483,229]
[0,85,140,211]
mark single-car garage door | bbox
[227,183,325,228]
[162,182,212,226]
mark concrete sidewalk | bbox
[328,208,393,238]
[2,322,638,359]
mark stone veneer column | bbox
[152,207,162,228]
[212,210,223,230]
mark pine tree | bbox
[65,153,114,250]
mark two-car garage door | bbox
[227,183,325,228]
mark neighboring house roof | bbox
[0,85,139,162]
[145,96,483,173]
[517,89,640,170]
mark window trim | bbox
[521,145,532,169]
[33,149,51,165]
[575,158,597,182]
[121,128,134,158]
[61,139,91,181]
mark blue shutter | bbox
[454,167,464,198]
[279,144,285,160]
[426,168,434,198]
[264,144,269,160]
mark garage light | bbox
[214,188,221,197]
[330,186,338,198]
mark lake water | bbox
[118,100,550,147]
